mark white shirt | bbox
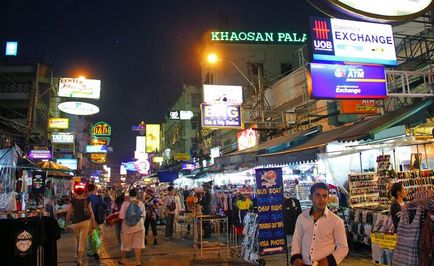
[291,207,348,265]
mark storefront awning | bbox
[257,99,433,164]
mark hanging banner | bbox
[255,168,286,255]
[145,124,160,153]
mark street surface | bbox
[57,225,376,266]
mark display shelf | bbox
[349,173,380,208]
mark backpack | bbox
[167,199,176,212]
[94,196,108,225]
[125,201,143,226]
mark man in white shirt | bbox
[291,182,348,266]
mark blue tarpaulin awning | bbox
[156,170,179,183]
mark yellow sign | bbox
[146,124,160,153]
[174,153,190,161]
[370,233,397,249]
[48,118,69,129]
[92,121,111,136]
[90,153,106,164]
[153,156,164,163]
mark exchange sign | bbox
[310,17,397,65]
[307,62,387,99]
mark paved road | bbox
[57,225,377,266]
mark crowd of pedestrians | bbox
[65,183,209,265]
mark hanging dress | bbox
[392,206,422,266]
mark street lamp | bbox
[206,53,258,95]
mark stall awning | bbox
[156,170,179,183]
[257,99,433,164]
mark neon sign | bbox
[210,31,307,44]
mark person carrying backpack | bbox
[118,188,146,266]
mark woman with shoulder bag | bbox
[66,187,96,265]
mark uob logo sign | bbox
[310,17,334,55]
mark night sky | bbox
[0,0,321,169]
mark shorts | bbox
[121,230,145,251]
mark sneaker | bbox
[153,239,158,245]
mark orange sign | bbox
[90,153,106,164]
[340,100,377,114]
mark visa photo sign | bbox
[310,17,397,65]
[308,62,387,99]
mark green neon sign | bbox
[210,31,307,44]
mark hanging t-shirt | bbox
[283,197,302,235]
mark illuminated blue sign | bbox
[308,62,387,99]
[5,42,18,56]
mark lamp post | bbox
[206,53,265,124]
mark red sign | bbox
[340,100,377,114]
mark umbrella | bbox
[36,160,73,177]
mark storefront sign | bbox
[370,233,397,249]
[136,136,146,154]
[237,128,258,151]
[340,100,377,114]
[203,84,243,104]
[48,118,69,129]
[131,121,146,135]
[92,121,111,136]
[51,132,74,143]
[210,31,307,44]
[56,159,78,170]
[86,145,107,153]
[90,153,106,164]
[168,110,194,120]
[91,137,110,146]
[174,153,191,161]
[146,124,160,153]
[308,0,433,22]
[58,101,100,115]
[308,62,387,99]
[310,17,397,65]
[29,146,52,159]
[58,77,101,99]
[5,41,18,56]
[201,103,243,129]
[255,168,286,255]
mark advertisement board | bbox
[310,17,397,65]
[91,137,110,146]
[56,159,78,170]
[86,145,107,153]
[58,77,101,99]
[92,121,111,136]
[136,136,146,154]
[90,153,106,164]
[307,0,433,22]
[174,153,191,161]
[308,62,387,99]
[203,85,243,104]
[58,101,99,115]
[237,129,258,151]
[48,118,69,129]
[255,168,286,255]
[340,100,377,114]
[51,132,75,143]
[29,145,52,159]
[145,124,160,153]
[201,103,243,129]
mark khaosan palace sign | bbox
[307,0,434,22]
[210,31,307,44]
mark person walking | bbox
[291,182,348,266]
[66,187,96,266]
[86,183,108,260]
[163,186,177,240]
[144,188,158,245]
[118,188,146,266]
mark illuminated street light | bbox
[207,53,219,64]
